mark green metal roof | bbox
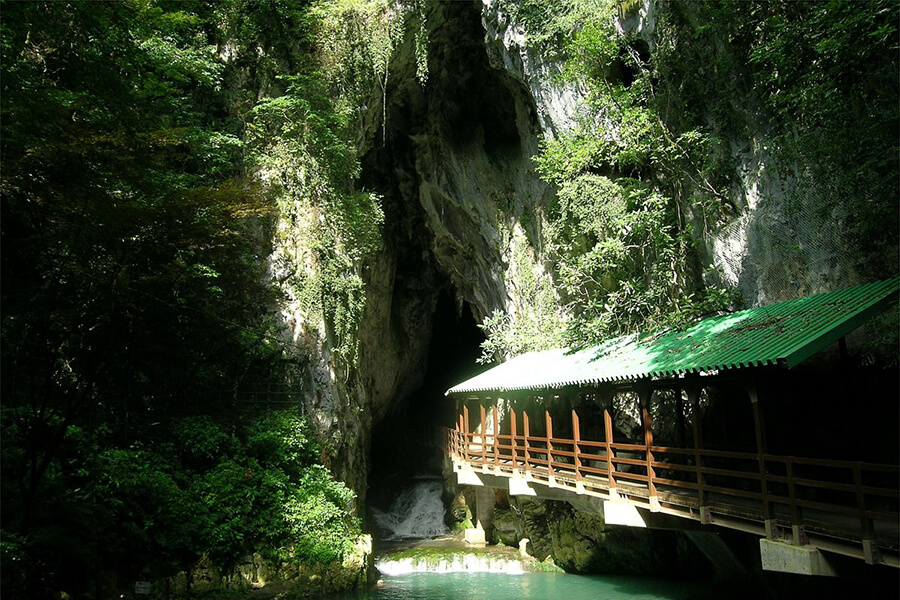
[447,277,899,396]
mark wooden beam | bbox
[463,405,470,463]
[546,410,554,480]
[748,384,774,537]
[480,404,487,466]
[510,410,518,470]
[686,384,709,523]
[602,390,617,494]
[492,404,500,465]
[572,409,582,482]
[638,385,658,508]
[523,411,531,474]
[854,463,879,564]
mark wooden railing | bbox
[445,410,900,566]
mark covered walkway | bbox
[444,278,900,571]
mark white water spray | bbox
[376,553,526,575]
[371,480,449,540]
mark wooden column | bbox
[572,408,583,484]
[785,457,806,545]
[480,404,487,467]
[492,404,500,466]
[602,389,617,496]
[523,411,531,474]
[748,384,776,539]
[457,413,464,459]
[638,385,659,510]
[546,410,555,481]
[686,384,709,524]
[510,410,518,470]
[854,463,879,564]
[463,405,470,463]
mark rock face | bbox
[268,0,890,564]
[282,0,559,497]
[489,495,705,576]
[172,535,373,598]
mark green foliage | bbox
[497,0,613,56]
[1,409,359,597]
[487,0,898,354]
[654,0,898,272]
[479,231,565,363]
[1,0,279,432]
[249,66,384,367]
[1,1,378,597]
[285,465,358,562]
[481,0,736,355]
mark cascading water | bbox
[371,480,529,575]
[371,480,449,540]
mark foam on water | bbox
[371,480,449,540]
[376,554,525,576]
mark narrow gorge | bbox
[2,1,897,599]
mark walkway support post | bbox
[457,413,464,458]
[546,409,555,483]
[854,463,880,564]
[573,408,583,489]
[638,385,659,511]
[686,384,710,524]
[523,411,532,475]
[492,404,500,467]
[480,404,487,468]
[748,384,777,540]
[510,410,518,471]
[463,405,470,463]
[602,389,617,498]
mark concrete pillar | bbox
[759,539,837,576]
[475,487,495,544]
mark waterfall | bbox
[371,480,449,540]
[376,553,526,575]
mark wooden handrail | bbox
[444,420,900,557]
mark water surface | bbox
[330,572,721,600]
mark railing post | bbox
[523,412,531,475]
[572,408,583,486]
[480,404,487,467]
[602,390,617,496]
[638,386,659,511]
[748,384,774,538]
[463,405,470,464]
[546,410,555,482]
[785,458,807,545]
[456,414,463,459]
[854,464,879,564]
[510,410,518,471]
[492,404,500,467]
[686,385,710,524]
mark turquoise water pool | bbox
[329,571,721,600]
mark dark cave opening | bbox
[369,289,485,482]
[365,289,487,540]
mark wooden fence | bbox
[445,405,899,566]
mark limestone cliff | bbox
[267,0,897,511]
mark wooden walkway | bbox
[444,410,900,568]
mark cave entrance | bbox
[370,290,485,481]
[367,290,485,538]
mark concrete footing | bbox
[604,500,647,527]
[464,527,486,546]
[759,539,837,576]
